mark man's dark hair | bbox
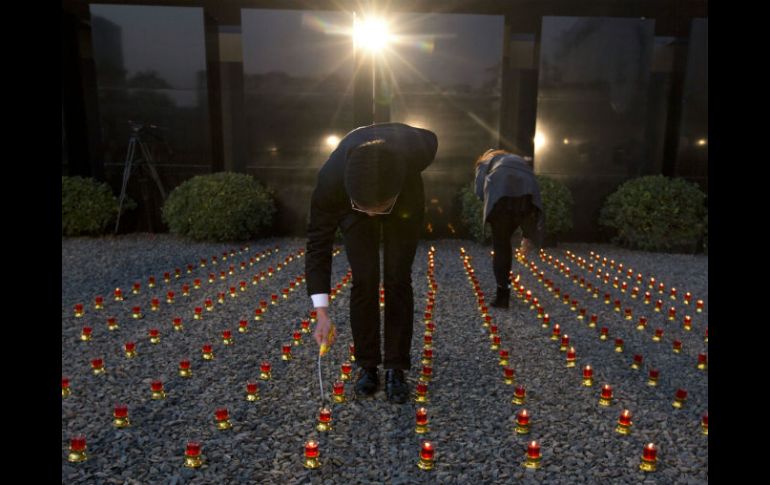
[344,139,406,208]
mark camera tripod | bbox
[114,121,171,233]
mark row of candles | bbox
[528,251,707,371]
[66,262,354,466]
[71,245,281,317]
[460,248,544,470]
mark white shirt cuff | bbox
[311,294,329,308]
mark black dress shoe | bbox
[354,367,379,396]
[385,369,409,404]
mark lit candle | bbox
[515,408,531,434]
[94,296,104,310]
[271,294,278,305]
[503,366,515,385]
[417,441,435,471]
[577,308,586,320]
[214,407,232,430]
[654,300,663,312]
[425,322,436,333]
[684,292,692,304]
[80,326,92,342]
[683,315,692,331]
[648,368,659,386]
[349,343,356,362]
[704,327,708,343]
[599,384,613,406]
[652,328,663,342]
[490,335,501,350]
[614,338,624,353]
[240,281,247,292]
[631,354,643,370]
[644,292,651,304]
[91,358,105,375]
[231,287,239,298]
[195,278,203,289]
[148,328,160,344]
[483,315,492,328]
[317,407,333,432]
[566,347,576,368]
[697,353,708,371]
[163,272,171,283]
[582,365,593,386]
[246,381,259,401]
[424,334,433,348]
[73,303,84,318]
[202,344,214,360]
[613,300,621,312]
[113,403,130,428]
[280,344,292,361]
[631,287,639,299]
[205,299,214,311]
[523,440,541,469]
[332,380,346,403]
[599,327,609,340]
[616,409,632,435]
[238,320,249,334]
[254,308,263,321]
[639,443,658,472]
[551,324,561,341]
[171,317,183,332]
[62,377,71,398]
[499,349,509,366]
[132,282,141,295]
[512,384,526,404]
[337,362,353,381]
[415,381,429,403]
[624,308,632,320]
[420,365,433,382]
[124,341,136,358]
[194,307,203,320]
[636,316,647,331]
[670,288,677,300]
[182,284,190,296]
[150,380,166,399]
[222,330,233,346]
[648,277,655,289]
[293,331,302,346]
[702,412,708,435]
[542,314,550,329]
[668,307,676,321]
[131,306,142,319]
[259,361,271,380]
[166,291,175,304]
[621,281,628,292]
[200,258,207,267]
[672,340,682,353]
[560,335,570,352]
[67,436,88,463]
[179,359,192,377]
[184,441,203,469]
[588,314,597,328]
[415,407,429,434]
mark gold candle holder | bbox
[340,361,352,381]
[260,362,272,380]
[214,408,232,430]
[415,407,429,434]
[67,437,88,463]
[179,360,192,378]
[184,442,203,469]
[615,409,632,435]
[523,441,541,470]
[639,443,657,472]
[222,331,233,345]
[150,381,166,400]
[317,407,333,432]
[202,345,215,360]
[599,385,613,406]
[512,385,526,405]
[417,441,435,471]
[515,409,531,434]
[124,342,136,358]
[113,404,130,428]
[415,382,429,403]
[332,381,346,403]
[246,382,259,401]
[673,389,687,409]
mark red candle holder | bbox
[648,368,659,386]
[317,407,333,432]
[148,328,160,344]
[503,366,515,385]
[589,314,597,328]
[540,313,550,329]
[499,349,510,367]
[683,315,692,331]
[150,380,166,400]
[614,338,624,353]
[654,300,663,312]
[252,275,260,286]
[672,340,682,353]
[246,381,259,401]
[483,315,492,328]
[202,344,214,360]
[570,299,577,311]
[293,331,302,346]
[704,327,708,343]
[179,360,192,378]
[169,317,182,332]
[73,303,84,318]
[670,287,677,300]
[566,347,577,368]
[616,409,632,435]
[624,308,633,320]
[637,316,647,331]
[613,300,621,312]
[184,441,202,469]
[195,278,203,289]
[332,380,346,403]
[200,258,207,267]
[423,334,433,349]
[644,292,651,304]
[67,436,88,463]
[182,284,190,296]
[667,307,676,321]
[648,277,655,289]
[582,365,593,386]
[639,443,658,472]
[511,384,526,405]
[300,319,310,334]
[577,308,586,320]
[551,324,561,341]
[80,326,92,342]
[349,342,356,362]
[631,287,639,299]
[230,287,238,299]
[415,407,429,434]
[697,353,708,371]
[490,335,501,350]
[425,322,436,333]
[91,358,105,375]
[132,282,141,295]
[631,354,643,370]
[113,403,130,428]
[270,294,278,305]
[559,335,570,352]
[600,327,608,340]
[684,292,692,304]
[124,341,136,358]
[593,288,599,299]
[599,384,613,406]
[163,272,171,283]
[417,441,435,471]
[621,281,628,292]
[702,412,708,435]
[254,308,263,321]
[657,282,666,294]
[94,296,104,310]
[62,377,71,398]
[260,361,272,380]
[165,291,175,304]
[515,409,531,434]
[214,407,232,430]
[652,328,663,342]
[205,298,214,311]
[281,344,292,361]
[562,294,570,306]
[240,281,248,292]
[420,365,433,382]
[379,296,386,307]
[423,311,432,323]
[415,381,429,403]
[237,320,249,334]
[194,307,203,320]
[131,306,143,319]
[523,440,541,469]
[221,330,233,346]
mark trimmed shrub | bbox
[599,175,706,252]
[162,172,276,242]
[62,176,133,236]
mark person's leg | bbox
[489,198,517,290]
[342,216,382,371]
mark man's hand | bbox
[314,307,333,347]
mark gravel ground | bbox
[62,235,708,484]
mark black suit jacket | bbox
[305,123,438,296]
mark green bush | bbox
[162,172,276,242]
[599,175,706,252]
[62,176,132,236]
[458,175,574,244]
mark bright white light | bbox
[696,138,707,147]
[534,133,546,151]
[563,138,570,145]
[353,17,390,53]
[326,135,340,148]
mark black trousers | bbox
[342,173,423,370]
[488,196,537,288]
